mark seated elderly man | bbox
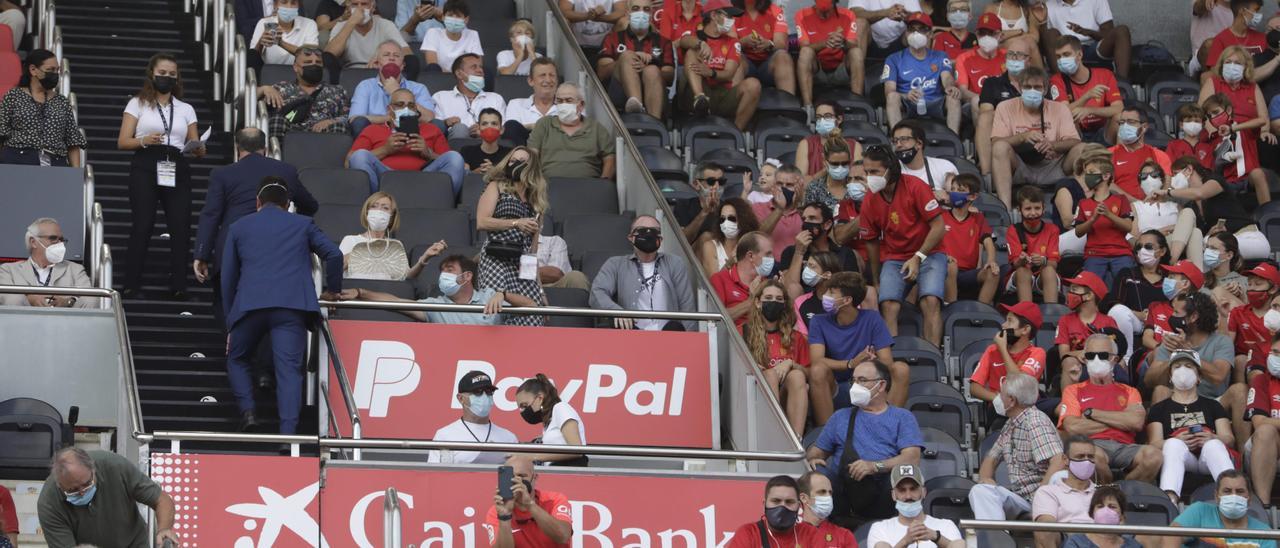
[528,83,616,179]
[970,374,1063,520]
[0,218,97,308]
[257,46,350,138]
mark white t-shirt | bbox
[866,516,962,548]
[850,0,923,49]
[421,27,484,72]
[1132,199,1180,233]
[497,49,541,76]
[541,401,587,446]
[426,418,520,464]
[635,259,669,331]
[570,0,616,47]
[901,156,959,191]
[1046,0,1113,42]
[124,96,198,148]
[536,235,572,274]
[504,96,554,127]
[250,16,320,65]
[332,17,409,67]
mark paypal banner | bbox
[327,321,716,447]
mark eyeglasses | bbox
[890,136,916,145]
[719,215,738,223]
[852,377,883,386]
[37,234,67,243]
[815,113,838,121]
[1083,351,1112,361]
[630,5,652,11]
[61,474,95,497]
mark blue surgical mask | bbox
[438,272,463,296]
[896,499,923,518]
[444,16,466,33]
[756,256,775,277]
[845,181,866,200]
[629,10,650,31]
[1057,56,1078,75]
[465,74,485,93]
[1006,59,1026,76]
[65,484,96,507]
[467,393,494,417]
[828,164,850,181]
[1021,89,1044,109]
[1118,123,1140,144]
[802,266,821,286]
[1250,11,1264,28]
[948,191,969,208]
[1162,277,1180,299]
[394,107,414,121]
[1223,62,1245,83]
[1219,494,1249,520]
[1204,249,1222,270]
[277,6,298,22]
[815,118,836,135]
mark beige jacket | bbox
[0,259,98,308]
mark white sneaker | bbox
[624,97,645,113]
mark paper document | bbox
[182,127,212,155]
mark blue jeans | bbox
[348,148,466,195]
[1082,255,1136,288]
[880,253,947,302]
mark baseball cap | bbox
[702,0,743,16]
[1169,349,1201,369]
[457,371,496,393]
[891,463,924,487]
[999,301,1043,330]
[905,12,933,27]
[976,13,1001,32]
[1064,271,1108,300]
[1161,260,1205,290]
[1246,262,1280,287]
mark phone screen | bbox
[397,115,420,135]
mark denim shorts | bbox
[880,252,947,302]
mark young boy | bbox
[1005,185,1060,303]
[1227,263,1280,381]
[1164,103,1213,169]
[941,174,998,304]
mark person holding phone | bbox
[476,147,550,327]
[485,455,573,548]
[345,88,465,195]
[397,0,444,44]
[248,0,319,71]
[1145,350,1235,503]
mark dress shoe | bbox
[256,374,275,391]
[238,411,259,432]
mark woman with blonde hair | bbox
[741,279,809,435]
[498,19,541,75]
[476,146,549,326]
[1199,45,1274,206]
[794,99,863,180]
[340,191,446,280]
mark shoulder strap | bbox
[842,407,860,463]
[1014,222,1029,253]
[1063,75,1077,103]
[758,519,771,547]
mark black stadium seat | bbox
[756,120,811,161]
[300,168,370,205]
[943,301,1005,356]
[580,249,618,284]
[379,171,457,209]
[396,208,474,252]
[339,68,378,97]
[623,113,672,149]
[561,214,635,264]
[0,397,74,480]
[260,63,298,87]
[682,117,746,161]
[494,74,532,100]
[311,203,361,245]
[460,173,490,214]
[819,88,878,123]
[547,177,619,216]
[754,88,807,126]
[417,71,456,94]
[841,120,889,147]
[544,287,594,328]
[284,132,354,171]
[639,146,687,182]
[699,148,757,180]
[893,335,947,383]
[919,427,967,479]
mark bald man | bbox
[485,456,573,548]
[589,215,697,331]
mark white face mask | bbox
[555,102,580,123]
[42,240,66,264]
[515,34,532,46]
[907,31,929,50]
[1140,176,1163,197]
[865,175,887,193]
[720,220,740,238]
[848,382,873,407]
[1269,354,1280,378]
[1137,247,1158,266]
[1182,121,1203,137]
[1170,171,1190,190]
[361,7,372,24]
[978,35,999,53]
[1086,357,1112,379]
[802,266,821,286]
[719,16,735,32]
[992,394,1008,417]
[809,495,834,520]
[367,209,391,232]
[1171,366,1199,391]
[1265,309,1280,332]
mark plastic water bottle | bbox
[916,96,927,116]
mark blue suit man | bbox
[221,178,342,434]
[195,128,318,328]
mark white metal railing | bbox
[962,519,1280,542]
[383,488,402,548]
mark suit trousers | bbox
[227,308,307,434]
[125,146,191,292]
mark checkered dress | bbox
[477,191,546,326]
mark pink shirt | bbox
[1191,3,1233,60]
[752,202,804,257]
[1031,480,1097,524]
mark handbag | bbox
[346,239,408,280]
[837,408,881,512]
[485,239,525,261]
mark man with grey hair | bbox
[590,215,696,331]
[527,82,616,179]
[37,447,176,547]
[969,373,1063,520]
[0,218,95,308]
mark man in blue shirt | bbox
[805,359,924,524]
[807,271,909,425]
[1166,470,1276,548]
[348,41,440,136]
[882,12,961,134]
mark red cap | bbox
[1247,262,1280,287]
[702,0,743,16]
[379,63,402,80]
[1000,301,1043,330]
[1064,271,1108,300]
[905,11,933,27]
[1161,260,1205,290]
[977,13,1001,32]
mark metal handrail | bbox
[321,299,723,321]
[317,319,362,456]
[962,519,1280,540]
[383,488,402,548]
[99,245,113,310]
[89,203,102,287]
[0,286,144,436]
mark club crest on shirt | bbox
[890,211,901,225]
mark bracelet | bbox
[497,513,512,521]
[914,251,928,261]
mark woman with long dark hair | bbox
[117,53,205,299]
[515,374,587,466]
[741,279,809,435]
[0,49,85,166]
[696,196,760,275]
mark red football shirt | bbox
[711,265,754,326]
[1228,304,1270,364]
[1165,136,1214,169]
[484,489,573,548]
[1109,143,1171,200]
[0,485,15,535]
[940,210,992,271]
[1005,221,1061,271]
[1055,312,1120,351]
[726,520,825,548]
[796,7,859,71]
[932,30,975,60]
[970,344,1048,391]
[764,330,811,368]
[1144,301,1176,344]
[814,519,858,548]
[955,48,1006,94]
[350,122,450,172]
[1074,193,1133,258]
[1048,67,1122,132]
[653,0,702,42]
[1207,27,1267,69]
[735,5,787,62]
[598,29,675,66]
[702,33,742,89]
[859,175,943,261]
[1246,372,1280,420]
[1058,381,1142,444]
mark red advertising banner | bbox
[152,453,767,547]
[326,321,716,447]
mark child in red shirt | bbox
[1073,161,1135,288]
[1227,263,1280,378]
[1056,272,1119,388]
[741,280,809,434]
[940,174,998,304]
[1006,185,1061,304]
[1165,103,1214,169]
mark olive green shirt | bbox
[527,116,615,178]
[37,450,162,548]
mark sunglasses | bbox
[632,227,661,237]
[701,177,727,186]
[865,144,892,155]
[1136,243,1157,251]
[719,215,738,223]
[1084,352,1112,361]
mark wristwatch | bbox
[1084,408,1094,419]
[874,461,885,473]
[914,251,928,262]
[497,513,512,522]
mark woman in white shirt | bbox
[1130,160,1203,267]
[515,374,588,466]
[497,20,541,76]
[420,0,483,73]
[117,53,205,300]
[559,0,624,49]
[341,191,442,279]
[248,0,320,69]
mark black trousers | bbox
[125,146,191,293]
[0,147,70,166]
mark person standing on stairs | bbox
[0,49,86,167]
[118,53,206,300]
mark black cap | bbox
[458,371,496,393]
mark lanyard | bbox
[155,101,174,146]
[32,264,50,286]
[461,420,492,443]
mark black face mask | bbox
[1269,29,1280,51]
[152,75,177,94]
[505,159,528,181]
[764,505,798,530]
[1084,173,1104,189]
[780,186,795,207]
[300,65,324,85]
[38,71,58,90]
[760,301,785,322]
[1004,328,1020,342]
[520,405,543,424]
[801,221,824,235]
[1169,315,1186,333]
[896,147,919,165]
[633,232,660,253]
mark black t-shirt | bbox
[1255,51,1280,104]
[1147,396,1228,439]
[1198,174,1254,233]
[979,73,1020,108]
[779,241,860,278]
[1111,266,1168,314]
[1052,177,1086,230]
[313,0,344,20]
[461,144,512,171]
[799,291,826,328]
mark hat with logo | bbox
[1063,271,1108,300]
[905,11,933,28]
[999,301,1043,330]
[458,371,496,393]
[890,463,925,487]
[1169,349,1201,369]
[977,13,1001,32]
[702,0,743,16]
[1161,260,1205,290]
[1246,262,1280,287]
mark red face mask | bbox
[1210,111,1231,129]
[1023,216,1042,230]
[1248,289,1272,309]
[1066,292,1085,310]
[479,127,501,143]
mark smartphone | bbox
[421,0,435,5]
[397,114,420,135]
[265,22,279,33]
[498,466,514,500]
[1189,425,1204,434]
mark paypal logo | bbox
[353,340,422,418]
